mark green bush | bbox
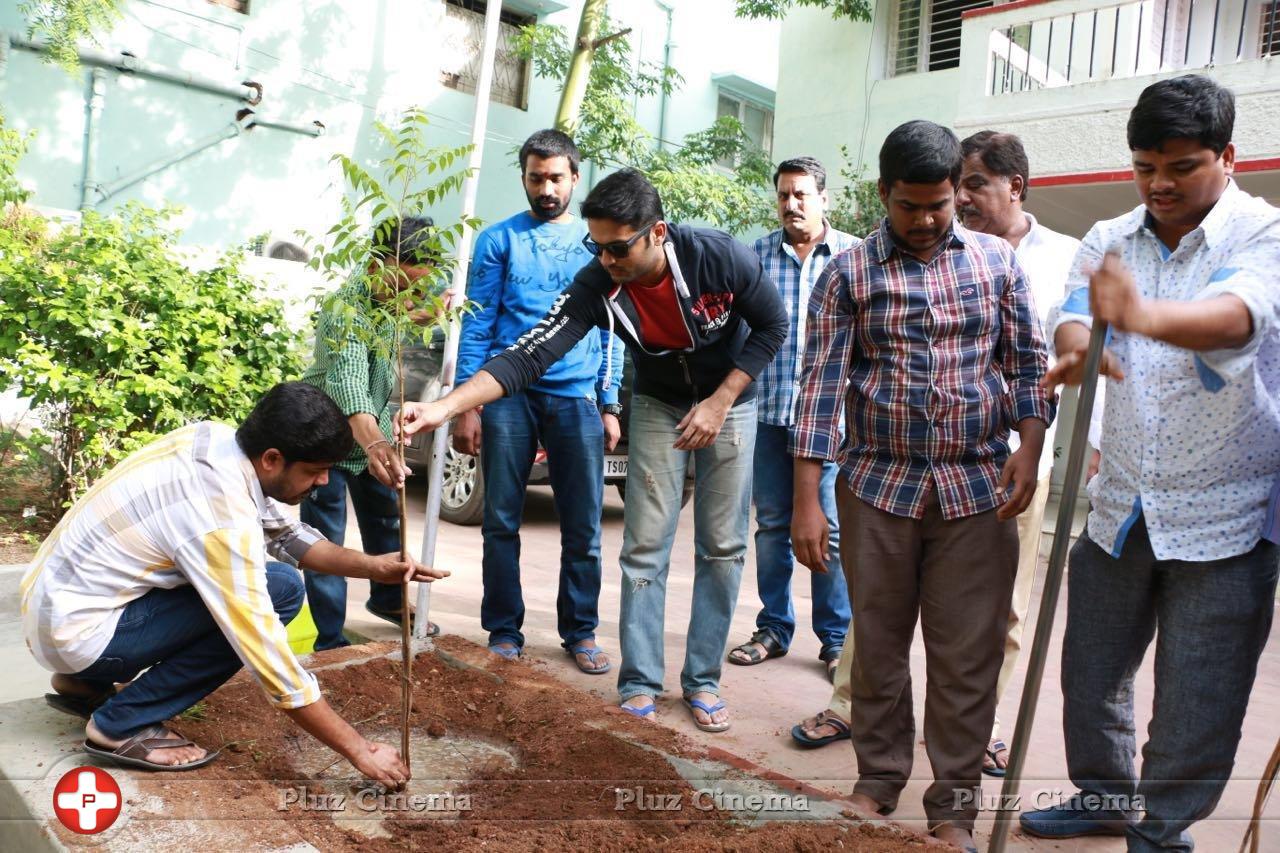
[0,201,302,510]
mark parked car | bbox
[394,331,692,525]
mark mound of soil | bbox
[80,637,937,852]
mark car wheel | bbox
[615,480,694,507]
[439,443,484,526]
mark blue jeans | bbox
[300,467,403,650]
[752,422,849,653]
[74,562,305,740]
[617,394,756,701]
[1063,515,1278,852]
[480,391,605,649]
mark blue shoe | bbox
[1019,798,1131,839]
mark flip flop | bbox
[790,710,851,748]
[488,643,522,661]
[983,739,1009,778]
[45,689,116,720]
[684,696,730,733]
[727,629,787,666]
[83,724,219,771]
[365,603,440,637]
[619,698,656,720]
[566,643,612,675]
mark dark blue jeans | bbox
[751,422,850,653]
[1063,515,1278,852]
[74,562,305,740]
[300,467,403,650]
[480,391,605,650]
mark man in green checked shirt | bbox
[300,216,444,649]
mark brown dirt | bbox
[65,637,939,852]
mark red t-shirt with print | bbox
[625,273,693,350]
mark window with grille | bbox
[439,0,534,110]
[715,93,774,170]
[1263,2,1280,57]
[890,0,995,76]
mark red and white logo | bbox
[53,767,122,834]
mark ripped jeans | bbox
[616,394,756,701]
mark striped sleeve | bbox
[789,257,856,461]
[175,527,321,709]
[261,498,326,565]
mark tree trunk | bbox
[554,0,608,134]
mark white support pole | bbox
[414,1,502,640]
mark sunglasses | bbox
[582,221,659,258]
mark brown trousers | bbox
[836,481,1017,831]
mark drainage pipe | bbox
[5,31,262,104]
[79,69,106,210]
[655,0,674,151]
[93,114,252,204]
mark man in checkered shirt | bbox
[789,120,1054,852]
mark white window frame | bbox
[888,0,995,77]
[714,90,774,170]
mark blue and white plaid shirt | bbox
[751,225,860,426]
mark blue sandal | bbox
[566,643,612,674]
[619,698,656,719]
[684,696,730,733]
[488,643,522,661]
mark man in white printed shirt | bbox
[22,382,447,783]
[1020,75,1280,850]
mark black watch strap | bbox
[601,403,623,416]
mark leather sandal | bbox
[727,629,787,666]
[84,724,218,771]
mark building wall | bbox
[776,0,1280,190]
[0,0,777,249]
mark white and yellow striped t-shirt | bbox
[21,422,324,709]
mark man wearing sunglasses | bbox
[400,168,788,733]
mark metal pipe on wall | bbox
[5,32,262,104]
[79,69,106,211]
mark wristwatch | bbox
[601,403,623,417]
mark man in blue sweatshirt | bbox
[453,129,623,673]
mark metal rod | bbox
[244,116,325,137]
[1089,10,1098,78]
[1006,24,1015,93]
[1160,0,1171,67]
[1209,0,1221,64]
[1236,0,1250,60]
[414,0,503,640]
[1111,6,1120,77]
[1046,17,1055,87]
[1067,12,1076,80]
[1185,0,1196,66]
[94,117,249,204]
[1135,1,1144,74]
[987,319,1110,853]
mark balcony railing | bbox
[989,0,1279,96]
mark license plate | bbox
[604,456,628,477]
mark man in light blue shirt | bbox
[728,157,857,678]
[1020,75,1280,850]
[452,129,623,672]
